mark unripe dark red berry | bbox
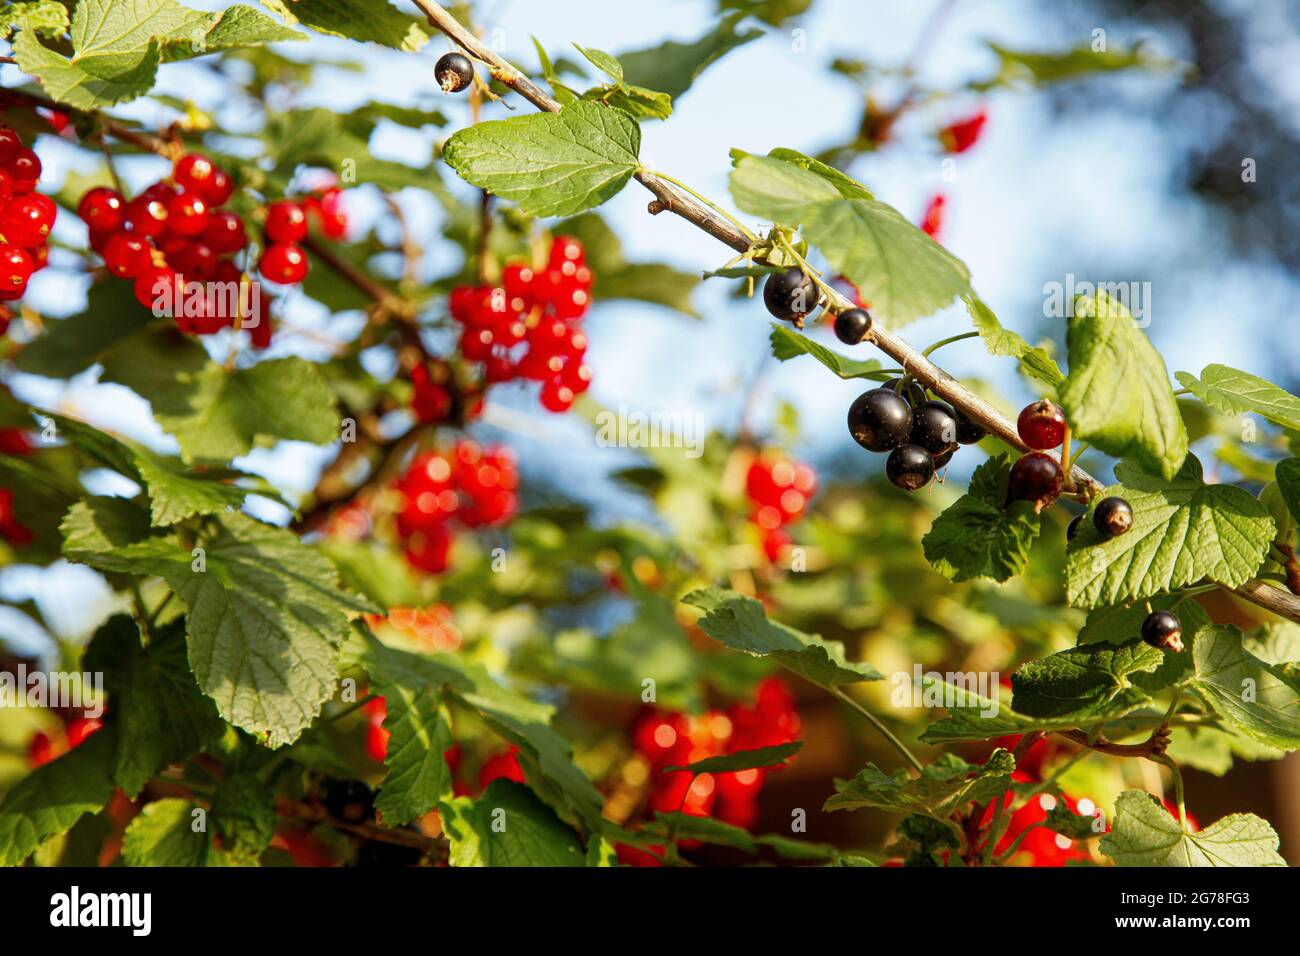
[833,307,872,345]
[436,52,475,93]
[1017,399,1068,450]
[1007,452,1063,507]
[1093,496,1134,539]
[848,387,913,452]
[1141,610,1183,652]
[763,267,821,322]
[203,210,247,254]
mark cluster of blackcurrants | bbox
[846,380,986,491]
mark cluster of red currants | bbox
[745,450,818,563]
[619,677,800,864]
[392,439,519,573]
[76,153,270,341]
[258,198,312,285]
[0,124,54,326]
[27,713,102,768]
[847,377,986,491]
[447,236,594,414]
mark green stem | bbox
[983,796,1007,866]
[1153,754,1186,829]
[1171,388,1192,398]
[829,687,925,775]
[995,822,1046,864]
[1067,441,1091,470]
[921,331,979,358]
[646,171,759,244]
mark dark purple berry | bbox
[1007,452,1063,507]
[886,444,935,491]
[324,780,376,824]
[1141,610,1183,652]
[436,52,475,93]
[1066,512,1084,540]
[763,267,821,322]
[833,307,872,345]
[848,387,913,452]
[881,376,926,408]
[909,400,959,455]
[1093,496,1134,539]
[954,408,985,444]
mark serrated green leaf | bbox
[683,587,881,688]
[84,615,224,796]
[0,726,117,866]
[260,0,426,50]
[1100,790,1284,866]
[1059,290,1188,480]
[122,798,236,866]
[2,1,68,40]
[1175,365,1300,433]
[1165,725,1284,777]
[101,328,340,465]
[1010,641,1164,723]
[372,686,452,827]
[440,780,586,867]
[1191,624,1300,750]
[64,503,373,747]
[1065,456,1274,608]
[591,84,673,121]
[663,741,801,775]
[984,41,1179,88]
[211,774,276,863]
[917,673,1094,743]
[619,15,761,101]
[965,294,1064,389]
[444,101,641,218]
[922,453,1042,583]
[574,44,622,84]
[824,751,1014,836]
[650,811,755,852]
[1044,800,1103,839]
[1275,459,1300,527]
[768,323,885,379]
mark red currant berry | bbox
[2,194,55,246]
[1017,399,1068,450]
[559,360,593,394]
[459,326,495,362]
[125,197,169,237]
[5,147,41,193]
[540,377,576,412]
[259,242,309,284]
[103,232,153,279]
[264,200,308,243]
[202,167,234,207]
[166,192,209,237]
[0,127,20,162]
[484,352,516,383]
[0,169,12,203]
[172,241,218,281]
[133,266,182,311]
[549,235,585,268]
[202,210,247,253]
[77,187,126,233]
[1007,452,1063,507]
[173,154,215,194]
[503,262,536,301]
[0,244,34,294]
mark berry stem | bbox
[1059,424,1074,491]
[920,330,979,358]
[1152,754,1187,830]
[829,687,925,775]
[644,171,759,244]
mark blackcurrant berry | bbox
[933,447,954,469]
[954,408,985,444]
[436,52,476,93]
[1093,496,1134,539]
[833,307,872,345]
[886,444,935,491]
[763,267,821,322]
[1066,512,1083,540]
[1141,610,1183,652]
[881,376,926,408]
[909,400,959,455]
[847,387,913,452]
[355,839,422,867]
[1007,452,1063,507]
[323,780,375,825]
[1017,399,1068,450]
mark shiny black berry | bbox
[954,408,985,445]
[1007,452,1063,506]
[1093,496,1134,539]
[324,780,376,825]
[436,52,475,93]
[933,447,954,469]
[1066,512,1084,540]
[833,307,873,345]
[886,444,935,491]
[1141,610,1183,652]
[881,376,926,408]
[909,400,959,455]
[763,267,821,322]
[848,387,913,452]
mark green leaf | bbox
[2,2,69,41]
[101,328,340,465]
[984,41,1182,89]
[210,774,276,863]
[663,741,802,775]
[16,281,155,379]
[649,811,755,853]
[730,150,972,328]
[372,686,453,827]
[440,780,586,867]
[1065,457,1275,608]
[122,798,234,866]
[965,294,1064,389]
[684,587,882,688]
[922,453,1043,583]
[1059,290,1188,480]
[1176,365,1300,432]
[574,44,623,84]
[619,15,761,100]
[1191,625,1300,750]
[14,1,302,109]
[260,0,428,51]
[1274,460,1300,527]
[594,85,673,122]
[443,101,641,218]
[768,323,885,380]
[47,413,263,526]
[917,673,1094,744]
[84,616,224,796]
[1100,790,1284,866]
[1010,641,1165,723]
[0,726,117,866]
[64,504,373,747]
[824,751,1015,835]
[1044,801,1102,840]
